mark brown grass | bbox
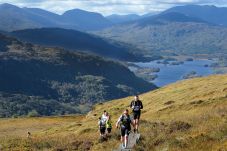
[0,74,227,151]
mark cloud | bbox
[0,0,227,15]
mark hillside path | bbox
[113,133,140,151]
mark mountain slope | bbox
[106,14,140,24]
[62,9,112,30]
[0,3,49,31]
[136,12,207,26]
[164,5,227,26]
[9,28,152,61]
[1,74,227,150]
[0,34,156,117]
[105,12,161,24]
[95,12,227,56]
[23,7,61,24]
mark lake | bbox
[133,59,215,87]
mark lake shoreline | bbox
[128,57,215,87]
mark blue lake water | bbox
[134,59,215,87]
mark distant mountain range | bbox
[0,3,227,56]
[95,11,227,56]
[0,3,162,32]
[0,3,59,31]
[7,28,154,61]
[1,3,227,57]
[106,14,141,24]
[1,3,227,31]
[0,3,112,31]
[134,12,207,26]
[164,5,227,26]
[0,33,156,117]
[106,12,160,24]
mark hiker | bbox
[101,110,112,136]
[130,95,143,133]
[106,114,112,137]
[27,131,31,139]
[116,109,134,149]
[98,117,106,139]
[101,110,109,124]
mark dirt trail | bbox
[114,133,140,151]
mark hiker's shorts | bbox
[100,127,106,134]
[107,128,112,133]
[121,127,130,136]
[133,111,141,120]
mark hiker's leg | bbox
[100,127,106,138]
[121,128,125,143]
[134,118,138,131]
[133,111,137,125]
[133,119,136,127]
[104,128,107,137]
[100,128,102,137]
[107,128,112,136]
[125,135,128,148]
[133,112,137,132]
[136,119,139,130]
[136,112,141,131]
[125,129,130,148]
[106,128,110,138]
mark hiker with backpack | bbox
[116,109,134,149]
[130,95,143,133]
[98,117,106,139]
[101,110,109,125]
[102,110,112,136]
[99,110,112,138]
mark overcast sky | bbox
[0,0,227,16]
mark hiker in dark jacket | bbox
[130,95,143,133]
[116,109,134,149]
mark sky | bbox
[0,0,227,16]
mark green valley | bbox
[0,34,156,117]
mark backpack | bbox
[120,114,131,129]
[99,119,106,128]
[101,114,108,123]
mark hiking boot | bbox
[122,143,125,149]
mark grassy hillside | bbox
[0,34,156,117]
[1,74,227,150]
